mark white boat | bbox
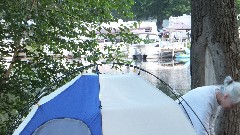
[128,43,161,59]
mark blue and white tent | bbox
[13,73,196,135]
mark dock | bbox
[128,41,188,59]
[159,45,186,58]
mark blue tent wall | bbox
[20,75,101,135]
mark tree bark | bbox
[191,0,240,134]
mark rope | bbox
[7,62,209,135]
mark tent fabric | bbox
[100,73,196,135]
[13,74,101,135]
[14,73,197,135]
[32,118,91,135]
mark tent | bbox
[13,74,101,135]
[163,22,191,41]
[13,73,196,135]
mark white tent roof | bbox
[100,73,196,135]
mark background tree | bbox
[131,0,190,29]
[236,0,240,14]
[236,0,240,26]
[0,0,137,134]
[191,0,240,134]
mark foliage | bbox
[131,0,191,20]
[236,0,240,26]
[236,0,240,14]
[0,0,137,134]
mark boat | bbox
[175,52,190,58]
[174,48,190,58]
[11,65,196,135]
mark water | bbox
[98,58,191,95]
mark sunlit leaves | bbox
[0,0,137,134]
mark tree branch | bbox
[1,0,38,86]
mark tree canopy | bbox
[131,0,190,30]
[0,0,138,134]
[131,0,190,20]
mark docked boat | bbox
[175,52,190,58]
[175,48,190,58]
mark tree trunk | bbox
[191,0,240,134]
